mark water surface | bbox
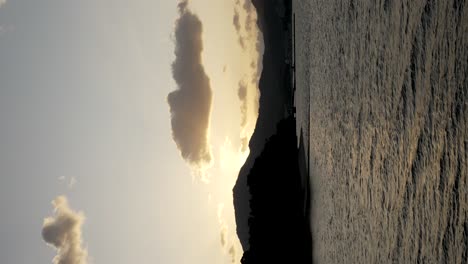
[294,1,467,263]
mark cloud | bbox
[220,226,227,247]
[238,79,255,153]
[228,245,237,263]
[217,203,228,248]
[231,0,263,154]
[238,81,248,128]
[168,0,213,168]
[242,0,253,13]
[0,0,5,8]
[233,9,241,32]
[237,81,247,101]
[217,203,239,263]
[237,35,246,50]
[69,177,77,188]
[41,196,88,264]
[58,176,77,189]
[233,0,258,51]
[233,9,246,49]
[243,0,254,33]
[233,13,245,49]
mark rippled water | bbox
[293,0,467,263]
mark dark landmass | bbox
[233,0,312,262]
[239,117,312,264]
[233,0,293,250]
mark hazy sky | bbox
[0,0,261,263]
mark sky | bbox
[0,0,261,264]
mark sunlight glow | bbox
[179,1,263,263]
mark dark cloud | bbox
[233,9,241,33]
[238,81,247,100]
[238,81,248,128]
[238,35,246,50]
[42,196,88,264]
[228,245,237,263]
[168,0,213,166]
[177,0,188,11]
[233,2,247,50]
[250,60,256,70]
[243,0,254,33]
[242,0,253,13]
[238,81,249,152]
[233,0,257,49]
[220,227,227,247]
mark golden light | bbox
[179,1,263,263]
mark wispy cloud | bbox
[69,177,77,188]
[237,81,249,152]
[217,203,229,248]
[220,225,228,247]
[228,245,237,263]
[168,0,213,171]
[58,176,77,189]
[233,8,245,49]
[232,0,258,52]
[217,203,240,263]
[231,0,263,153]
[238,81,248,128]
[41,196,88,264]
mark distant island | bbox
[238,117,311,263]
[232,0,312,263]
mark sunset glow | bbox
[184,0,263,262]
